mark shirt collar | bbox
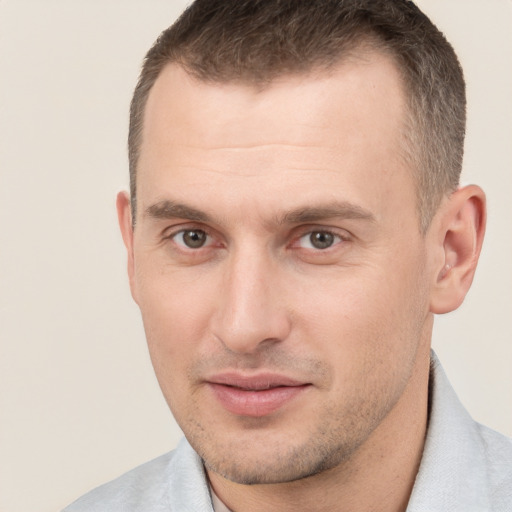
[406,351,492,510]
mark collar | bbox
[406,352,492,510]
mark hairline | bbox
[129,41,445,234]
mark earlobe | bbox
[116,191,137,302]
[430,185,486,314]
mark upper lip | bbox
[206,372,309,390]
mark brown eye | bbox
[175,229,209,249]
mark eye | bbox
[298,230,342,250]
[172,229,211,249]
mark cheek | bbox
[136,255,215,326]
[296,256,429,375]
[134,262,217,379]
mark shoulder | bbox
[408,353,512,510]
[62,451,176,512]
[476,422,512,507]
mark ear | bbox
[116,191,138,303]
[430,185,486,314]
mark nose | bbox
[210,247,292,354]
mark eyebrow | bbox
[278,203,376,225]
[145,200,211,222]
[144,199,376,226]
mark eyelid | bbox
[174,229,212,249]
[291,225,351,245]
[162,221,209,238]
[300,233,341,251]
[160,222,351,251]
[162,223,223,251]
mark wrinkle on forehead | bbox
[138,141,370,181]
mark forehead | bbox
[136,53,415,226]
[142,51,406,148]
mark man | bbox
[64,0,512,510]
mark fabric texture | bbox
[63,354,512,511]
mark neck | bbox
[208,347,431,512]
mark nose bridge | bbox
[211,241,290,353]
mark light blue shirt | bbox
[63,354,512,511]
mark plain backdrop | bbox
[1,1,511,511]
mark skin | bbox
[118,52,486,511]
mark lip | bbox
[206,372,311,417]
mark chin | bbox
[198,434,355,485]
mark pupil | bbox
[183,230,206,248]
[310,231,334,249]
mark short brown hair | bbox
[128,0,466,232]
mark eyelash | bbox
[294,229,347,250]
[163,226,217,248]
[162,225,350,253]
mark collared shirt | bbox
[210,491,232,512]
[63,354,512,511]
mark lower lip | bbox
[208,383,309,417]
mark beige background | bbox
[0,1,511,511]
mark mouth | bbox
[206,373,312,417]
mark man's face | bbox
[123,53,438,484]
